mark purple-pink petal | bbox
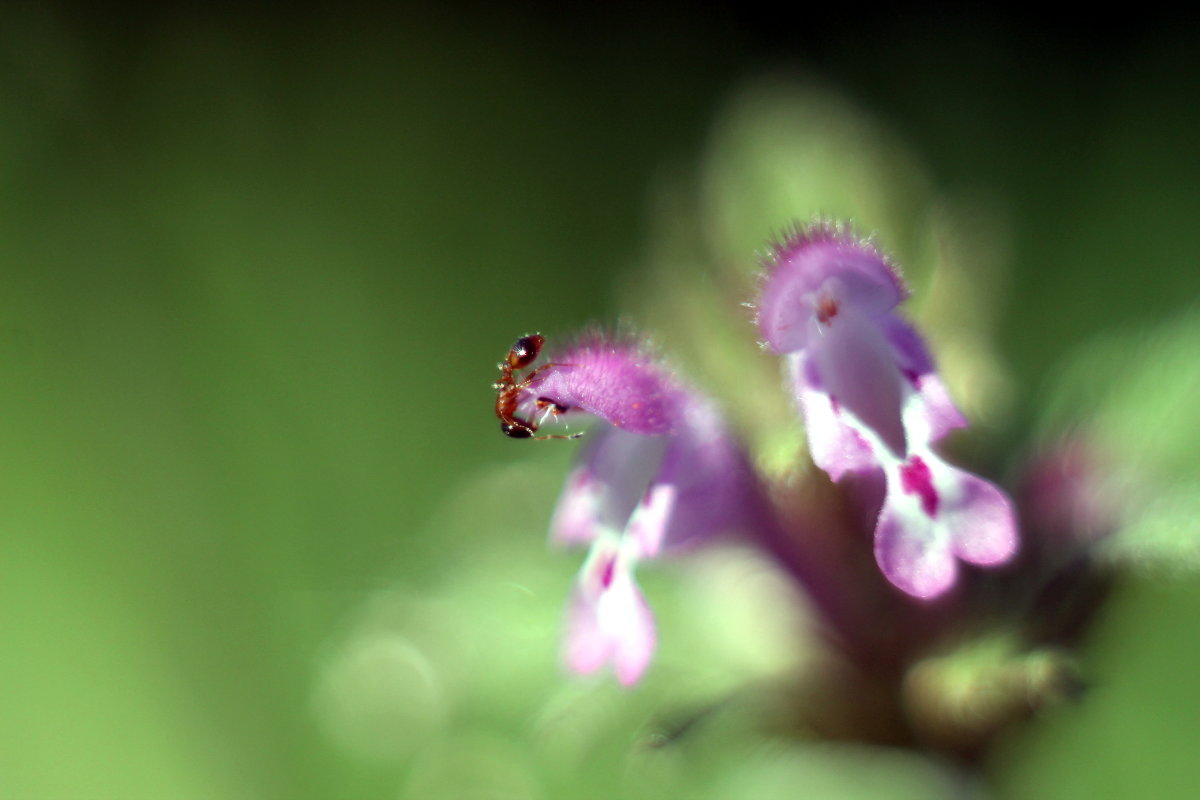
[527,340,686,435]
[873,454,1018,598]
[946,472,1019,566]
[549,425,667,546]
[549,466,604,546]
[643,402,759,553]
[610,588,656,686]
[881,314,936,376]
[884,315,967,443]
[752,221,1018,599]
[564,542,656,685]
[537,334,758,685]
[565,588,609,675]
[809,304,907,457]
[758,225,906,353]
[900,373,968,446]
[626,482,677,558]
[790,353,876,480]
[874,503,958,598]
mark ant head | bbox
[508,334,545,369]
[501,420,534,438]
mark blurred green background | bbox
[1,5,1198,798]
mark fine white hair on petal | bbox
[757,222,906,353]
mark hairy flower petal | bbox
[527,341,686,435]
[758,224,906,353]
[539,335,757,683]
[757,222,1018,598]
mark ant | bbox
[494,333,582,440]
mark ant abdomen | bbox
[501,421,534,438]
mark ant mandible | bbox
[494,334,583,440]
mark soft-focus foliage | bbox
[2,6,1199,800]
[1035,312,1200,572]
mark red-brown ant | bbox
[494,334,582,440]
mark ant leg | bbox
[534,397,571,424]
[530,397,582,440]
[532,431,584,441]
[509,403,581,441]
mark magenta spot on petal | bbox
[830,396,841,414]
[599,555,616,589]
[900,455,939,517]
[902,368,921,388]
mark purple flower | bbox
[519,335,755,684]
[756,223,1018,598]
